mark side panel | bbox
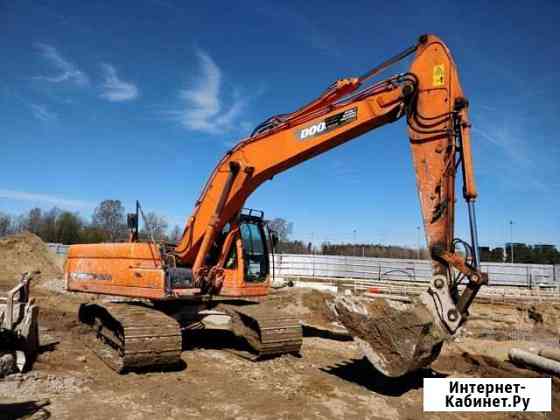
[65,242,168,299]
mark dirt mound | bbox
[0,232,63,287]
[267,287,337,327]
[521,303,560,334]
[464,301,560,342]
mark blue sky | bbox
[1,0,559,248]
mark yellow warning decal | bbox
[433,64,445,87]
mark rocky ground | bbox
[1,279,559,420]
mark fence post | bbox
[312,253,315,280]
[556,265,560,297]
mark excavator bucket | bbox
[333,292,449,377]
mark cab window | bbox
[240,222,268,282]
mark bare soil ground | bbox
[0,282,559,420]
[1,235,559,419]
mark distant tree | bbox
[505,243,533,264]
[0,212,11,236]
[168,225,182,243]
[140,211,168,242]
[79,226,108,243]
[481,247,505,262]
[92,200,126,241]
[276,240,311,254]
[320,242,428,259]
[10,215,26,234]
[489,247,505,262]
[267,218,293,241]
[531,245,560,265]
[25,207,43,235]
[55,211,83,244]
[39,207,61,242]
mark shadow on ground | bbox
[321,357,447,396]
[38,341,58,354]
[0,399,51,420]
[302,324,353,341]
[183,330,302,361]
[122,359,187,375]
[184,330,249,352]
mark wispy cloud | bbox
[472,113,548,192]
[0,189,92,210]
[30,104,57,122]
[472,125,531,168]
[99,64,139,102]
[34,43,89,86]
[169,50,251,135]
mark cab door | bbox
[239,222,269,283]
[219,221,270,296]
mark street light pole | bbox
[352,229,357,256]
[416,226,421,259]
[509,220,514,264]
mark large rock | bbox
[0,352,17,378]
[334,294,447,377]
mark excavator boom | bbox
[175,75,412,274]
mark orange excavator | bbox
[65,34,487,376]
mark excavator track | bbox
[78,302,182,373]
[219,303,302,359]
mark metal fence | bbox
[272,253,559,288]
[47,243,70,256]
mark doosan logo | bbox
[296,107,357,141]
[299,121,326,140]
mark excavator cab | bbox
[239,210,270,283]
[217,209,272,296]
